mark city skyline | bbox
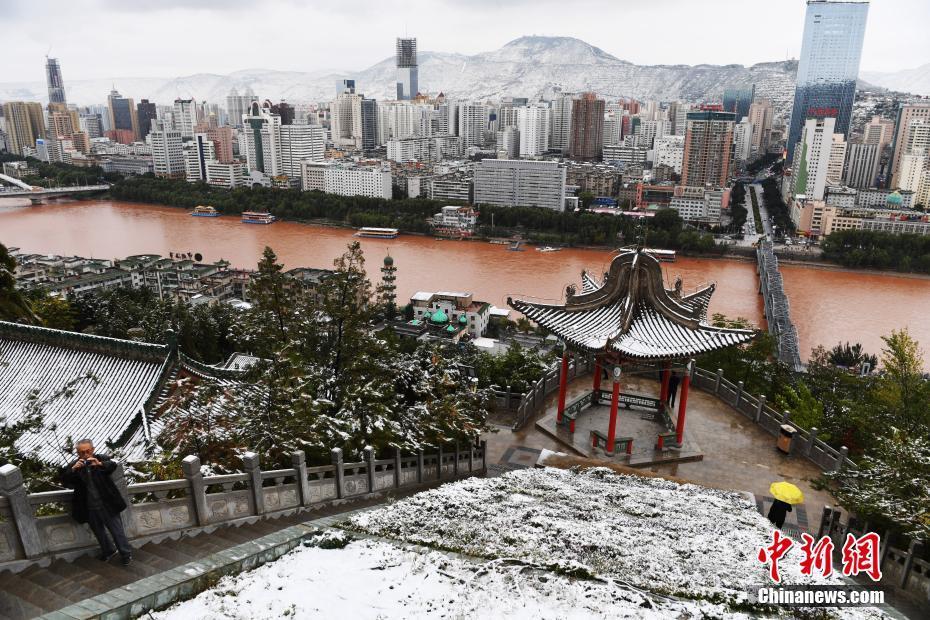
[1,0,927,85]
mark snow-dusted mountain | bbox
[862,64,930,97]
[1,36,803,110]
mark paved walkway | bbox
[482,373,838,535]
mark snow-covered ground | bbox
[155,468,887,619]
[351,468,885,617]
[153,530,732,619]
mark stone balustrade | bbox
[0,442,486,572]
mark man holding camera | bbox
[60,439,132,565]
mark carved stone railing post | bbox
[331,448,345,499]
[364,446,375,493]
[241,452,264,515]
[0,464,44,558]
[393,448,402,488]
[111,462,135,535]
[714,368,723,393]
[453,442,460,476]
[834,446,848,473]
[880,530,893,568]
[416,449,424,484]
[816,505,831,540]
[755,395,766,423]
[734,381,744,407]
[807,428,819,456]
[291,451,311,507]
[781,410,791,425]
[182,455,208,526]
[438,444,445,480]
[901,540,919,589]
[468,440,475,472]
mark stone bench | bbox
[656,432,679,450]
[590,430,633,457]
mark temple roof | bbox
[0,321,172,464]
[508,249,754,360]
[0,321,251,464]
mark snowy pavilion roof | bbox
[0,321,173,465]
[508,249,754,361]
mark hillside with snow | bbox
[155,468,886,619]
[0,36,799,112]
[862,64,930,97]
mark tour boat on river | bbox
[241,211,276,224]
[355,227,399,239]
[191,205,219,217]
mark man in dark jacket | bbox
[60,439,132,565]
[767,498,793,529]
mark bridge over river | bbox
[757,239,804,372]
[0,179,109,204]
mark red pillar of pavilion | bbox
[675,360,693,445]
[659,360,671,407]
[556,350,570,423]
[592,356,602,393]
[606,366,621,454]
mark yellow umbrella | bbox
[770,481,804,505]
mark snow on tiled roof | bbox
[0,321,172,464]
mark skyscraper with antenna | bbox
[45,57,66,105]
[395,38,418,100]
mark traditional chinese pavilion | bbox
[508,248,754,456]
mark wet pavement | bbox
[481,373,838,534]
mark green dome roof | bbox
[383,255,394,266]
[430,309,449,324]
[446,324,457,333]
[422,311,431,321]
[887,191,903,205]
[458,314,467,324]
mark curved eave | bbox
[510,297,755,360]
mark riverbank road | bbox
[481,374,838,536]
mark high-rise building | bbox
[681,110,736,188]
[241,101,283,175]
[748,99,774,153]
[45,58,66,105]
[733,117,753,164]
[136,99,157,140]
[792,116,837,200]
[204,126,235,164]
[271,101,295,125]
[225,87,257,128]
[185,133,216,183]
[517,106,550,157]
[107,89,138,141]
[330,89,364,148]
[280,124,326,179]
[863,115,895,150]
[654,135,685,174]
[360,99,378,151]
[173,99,196,140]
[889,104,930,188]
[79,113,103,139]
[843,142,880,188]
[722,85,754,121]
[786,0,868,163]
[150,119,185,179]
[1,101,46,155]
[458,103,488,148]
[474,159,567,211]
[396,38,419,101]
[568,93,605,161]
[827,133,847,185]
[548,95,573,153]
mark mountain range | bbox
[0,36,921,112]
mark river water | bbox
[2,198,929,361]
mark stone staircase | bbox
[0,498,380,619]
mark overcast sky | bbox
[2,0,927,83]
